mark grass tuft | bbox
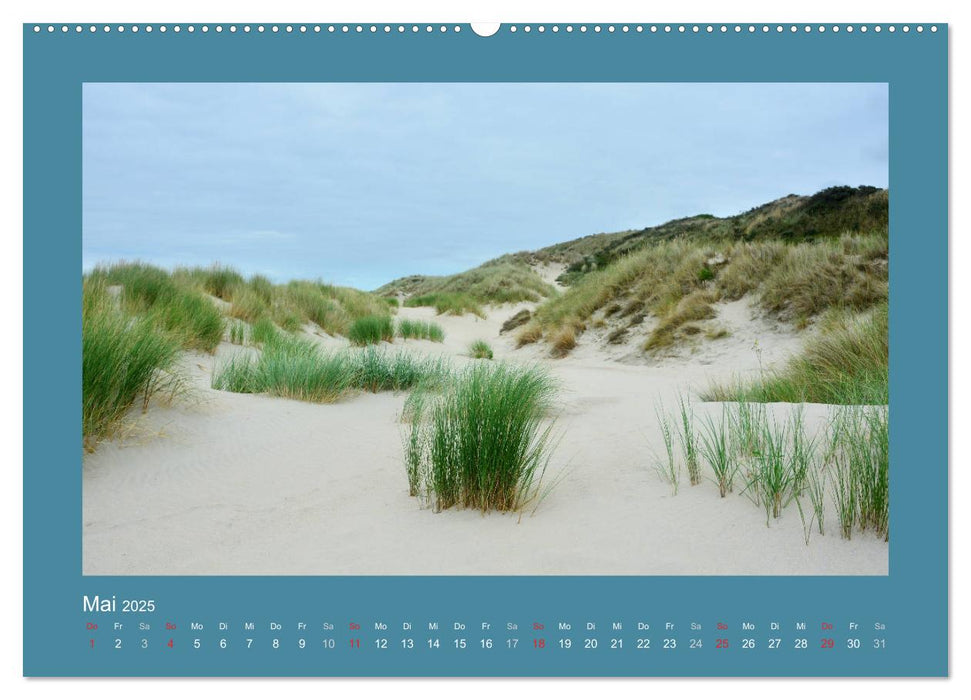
[82,278,181,446]
[257,336,352,403]
[213,338,450,404]
[210,353,263,394]
[198,264,245,300]
[515,322,544,347]
[147,289,225,352]
[469,340,494,360]
[827,406,889,540]
[644,290,718,352]
[250,317,280,345]
[348,315,394,346]
[378,259,555,306]
[529,231,886,356]
[804,466,828,538]
[654,404,680,494]
[654,400,888,543]
[351,347,450,393]
[404,292,486,318]
[94,262,224,352]
[704,303,887,405]
[697,407,736,497]
[249,274,274,304]
[228,285,269,323]
[396,318,445,342]
[213,335,349,403]
[500,309,532,334]
[677,396,702,486]
[548,326,577,358]
[405,363,558,512]
[228,321,247,345]
[285,281,351,334]
[100,262,174,308]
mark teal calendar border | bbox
[23,23,948,677]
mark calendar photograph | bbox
[23,16,952,678]
[81,81,890,577]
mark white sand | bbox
[83,296,888,576]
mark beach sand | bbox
[82,288,889,576]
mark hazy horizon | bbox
[83,82,888,290]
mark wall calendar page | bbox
[21,12,949,681]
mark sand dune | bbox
[82,294,888,576]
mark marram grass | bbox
[212,337,450,403]
[198,264,245,300]
[396,318,445,342]
[285,281,351,335]
[704,304,888,406]
[228,321,247,345]
[82,278,181,446]
[827,406,889,541]
[697,407,736,497]
[94,261,225,352]
[468,339,494,360]
[248,274,274,304]
[83,260,420,443]
[228,286,269,323]
[147,288,225,353]
[258,337,352,403]
[677,396,702,486]
[212,335,348,403]
[404,292,485,318]
[379,259,555,306]
[209,353,263,394]
[728,407,811,524]
[527,231,887,357]
[752,416,794,523]
[653,403,680,494]
[351,347,451,393]
[656,400,888,542]
[250,317,280,345]
[405,363,559,512]
[348,315,394,346]
[96,261,173,310]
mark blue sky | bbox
[83,83,888,290]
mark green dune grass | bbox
[227,285,269,324]
[82,278,181,446]
[405,363,558,512]
[348,315,395,346]
[704,303,888,405]
[523,231,887,357]
[468,340,494,359]
[655,400,888,541]
[378,259,556,306]
[351,347,451,393]
[146,288,225,352]
[94,262,225,352]
[197,264,245,300]
[397,318,445,342]
[212,334,349,402]
[404,292,485,318]
[249,317,280,345]
[212,335,450,403]
[828,406,889,540]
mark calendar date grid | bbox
[86,617,888,656]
